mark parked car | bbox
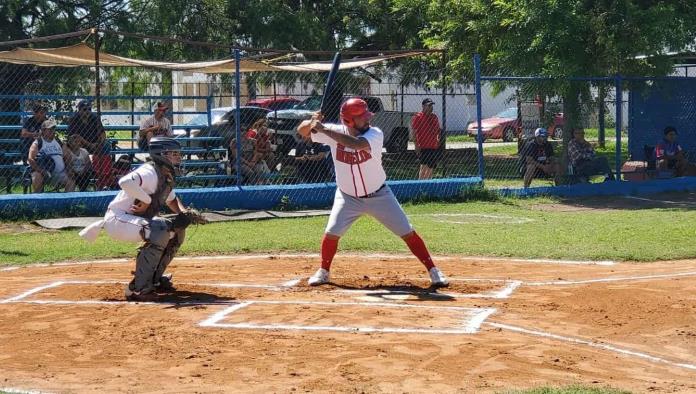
[247,97,301,111]
[191,106,271,148]
[467,107,564,141]
[174,107,231,138]
[266,95,413,155]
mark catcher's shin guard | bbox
[130,217,170,294]
[153,228,185,291]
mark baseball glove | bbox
[170,208,209,230]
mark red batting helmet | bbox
[340,98,374,128]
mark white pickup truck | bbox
[266,95,413,155]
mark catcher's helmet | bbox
[148,137,181,156]
[340,98,374,128]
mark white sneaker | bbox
[429,267,449,287]
[308,268,330,286]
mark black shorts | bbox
[419,149,441,168]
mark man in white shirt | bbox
[27,118,75,193]
[297,98,449,287]
[79,138,200,301]
[139,102,173,150]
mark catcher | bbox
[79,137,207,301]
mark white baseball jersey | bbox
[140,116,173,137]
[312,123,386,198]
[36,137,66,174]
[108,164,176,215]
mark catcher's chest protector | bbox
[143,162,175,219]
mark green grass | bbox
[3,196,696,266]
[106,129,137,139]
[505,386,630,394]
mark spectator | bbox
[294,132,333,183]
[67,99,114,189]
[519,127,561,188]
[139,102,173,150]
[65,134,95,191]
[412,98,441,180]
[28,118,74,193]
[229,134,268,184]
[568,128,615,181]
[250,119,276,170]
[655,126,696,177]
[245,118,265,139]
[20,104,47,164]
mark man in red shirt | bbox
[411,98,441,179]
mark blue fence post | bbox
[615,74,623,180]
[474,54,485,180]
[234,48,242,187]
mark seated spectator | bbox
[67,99,114,189]
[65,134,95,191]
[655,126,696,177]
[519,127,561,188]
[568,128,615,182]
[250,119,276,171]
[229,134,269,184]
[20,104,47,164]
[294,132,333,183]
[139,102,173,150]
[27,118,75,193]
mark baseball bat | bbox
[320,52,342,115]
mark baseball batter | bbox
[297,98,449,287]
[79,137,206,301]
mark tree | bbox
[418,0,696,159]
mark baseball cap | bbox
[534,127,548,138]
[422,98,434,106]
[77,99,92,110]
[154,102,169,112]
[42,118,57,129]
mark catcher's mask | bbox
[149,137,182,174]
[340,98,373,133]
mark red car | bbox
[467,107,565,141]
[246,97,301,111]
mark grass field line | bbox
[0,254,616,272]
[487,321,696,372]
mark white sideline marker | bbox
[0,387,53,394]
[487,321,696,371]
[335,279,522,300]
[199,299,496,334]
[526,271,696,286]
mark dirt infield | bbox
[1,255,696,393]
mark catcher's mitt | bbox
[170,208,209,230]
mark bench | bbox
[176,174,237,187]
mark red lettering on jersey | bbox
[336,143,372,165]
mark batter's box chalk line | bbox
[0,278,303,306]
[328,276,522,300]
[487,321,696,372]
[199,300,497,334]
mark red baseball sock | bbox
[403,232,435,270]
[321,235,339,271]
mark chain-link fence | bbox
[2,31,694,217]
[0,32,487,214]
[472,55,670,189]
